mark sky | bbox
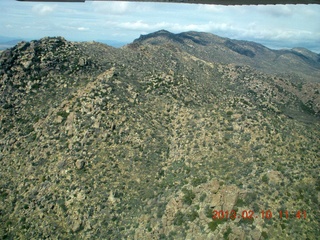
[1,0,320,52]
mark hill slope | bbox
[0,33,319,239]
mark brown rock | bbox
[266,170,282,185]
[221,185,239,211]
[75,160,85,170]
[211,193,221,208]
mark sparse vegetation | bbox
[182,188,196,205]
[262,174,269,184]
[208,218,227,232]
[0,32,319,239]
[224,227,232,239]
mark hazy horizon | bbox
[1,29,320,54]
[1,1,320,52]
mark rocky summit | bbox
[0,31,319,239]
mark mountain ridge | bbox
[131,30,320,82]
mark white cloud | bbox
[94,2,130,15]
[197,5,224,13]
[92,2,151,15]
[117,20,169,31]
[113,20,240,39]
[21,26,31,30]
[77,27,89,31]
[119,20,150,30]
[167,22,231,33]
[59,25,90,32]
[32,4,56,16]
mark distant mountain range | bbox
[0,31,319,239]
[0,36,25,50]
[131,30,320,83]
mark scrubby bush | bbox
[182,188,195,205]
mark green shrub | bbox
[235,198,245,207]
[204,205,213,218]
[261,231,268,238]
[245,192,257,203]
[191,176,207,187]
[223,227,232,239]
[243,133,251,141]
[182,188,195,205]
[262,174,269,183]
[252,203,259,212]
[156,202,166,218]
[57,199,67,212]
[239,217,254,225]
[315,178,320,191]
[57,110,69,120]
[185,210,199,221]
[173,211,185,226]
[226,111,233,117]
[159,233,166,239]
[299,100,315,115]
[208,218,226,232]
[200,193,207,202]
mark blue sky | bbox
[1,0,320,52]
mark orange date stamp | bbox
[212,209,307,220]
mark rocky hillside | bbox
[0,32,319,239]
